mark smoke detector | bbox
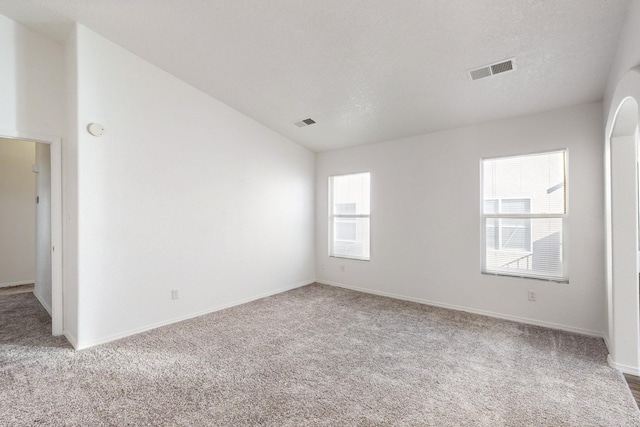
[469,58,516,81]
[293,118,316,128]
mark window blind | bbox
[482,151,567,282]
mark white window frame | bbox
[481,150,568,283]
[329,172,371,261]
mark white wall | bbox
[602,1,640,372]
[0,14,65,137]
[0,13,67,336]
[0,138,35,287]
[316,102,606,336]
[35,142,52,313]
[604,0,640,117]
[63,26,79,345]
[72,26,315,348]
[61,25,78,346]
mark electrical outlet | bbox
[171,289,180,300]
[340,265,346,272]
[528,290,536,302]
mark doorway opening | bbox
[606,96,640,374]
[0,131,62,336]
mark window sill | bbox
[329,255,370,262]
[481,271,568,284]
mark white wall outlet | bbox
[528,290,536,302]
[340,265,346,272]
[171,289,180,300]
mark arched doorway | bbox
[606,69,640,374]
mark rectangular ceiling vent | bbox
[293,118,316,128]
[469,58,516,81]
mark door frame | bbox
[0,129,63,335]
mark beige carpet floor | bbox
[1,283,639,426]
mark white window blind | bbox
[329,172,370,260]
[481,151,567,282]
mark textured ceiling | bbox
[0,0,631,152]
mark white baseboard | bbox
[64,330,79,349]
[608,355,640,376]
[33,291,52,316]
[75,280,315,350]
[0,280,34,288]
[317,280,605,339]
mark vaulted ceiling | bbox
[0,0,631,151]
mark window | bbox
[484,198,531,252]
[481,151,567,282]
[329,172,370,260]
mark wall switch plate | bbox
[171,289,179,300]
[528,290,536,302]
[340,265,345,272]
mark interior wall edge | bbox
[608,355,640,376]
[33,290,52,316]
[64,331,79,350]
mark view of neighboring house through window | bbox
[329,172,371,260]
[484,198,532,252]
[482,150,567,282]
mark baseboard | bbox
[33,291,52,316]
[64,330,79,349]
[608,355,640,376]
[0,280,34,288]
[317,280,605,339]
[75,280,315,350]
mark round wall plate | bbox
[87,123,105,136]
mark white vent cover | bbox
[293,118,316,127]
[469,58,516,81]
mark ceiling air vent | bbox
[293,118,316,128]
[469,58,516,81]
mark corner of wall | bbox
[62,24,79,344]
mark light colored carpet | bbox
[1,283,639,426]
